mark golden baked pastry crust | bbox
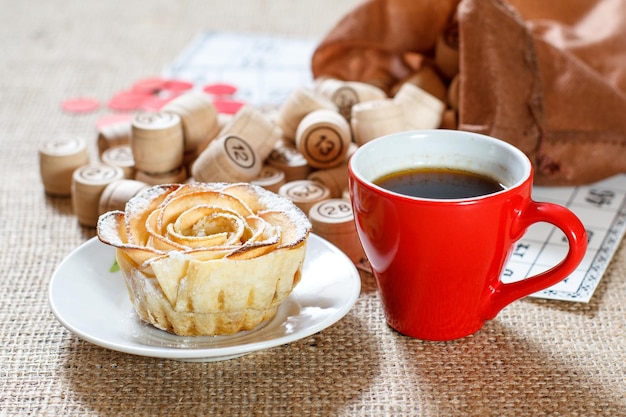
[97,182,311,336]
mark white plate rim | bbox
[48,234,361,361]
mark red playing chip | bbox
[212,99,246,114]
[61,97,100,114]
[138,95,174,111]
[203,83,238,96]
[95,113,134,129]
[108,90,153,112]
[131,77,167,94]
[162,79,194,92]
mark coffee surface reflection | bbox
[374,167,505,199]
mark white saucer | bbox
[49,234,361,362]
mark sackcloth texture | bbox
[1,0,625,416]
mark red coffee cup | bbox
[348,130,587,341]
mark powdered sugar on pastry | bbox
[97,182,311,336]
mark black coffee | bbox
[374,167,505,199]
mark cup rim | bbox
[348,129,533,203]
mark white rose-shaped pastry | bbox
[97,182,311,336]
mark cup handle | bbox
[483,201,588,319]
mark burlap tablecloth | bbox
[1,1,624,415]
